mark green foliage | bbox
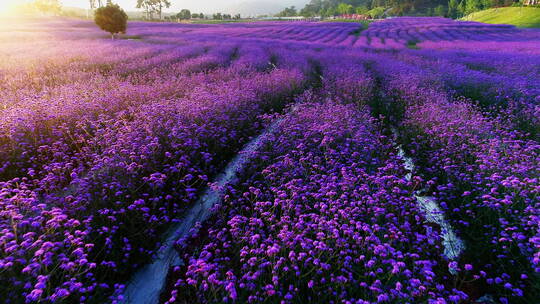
[464,0,482,15]
[434,4,447,16]
[176,9,191,20]
[448,0,460,18]
[337,3,355,14]
[464,6,540,28]
[355,6,369,14]
[211,13,233,20]
[297,0,519,18]
[94,3,128,38]
[406,39,420,48]
[323,6,338,16]
[455,0,517,16]
[136,0,171,20]
[276,6,298,17]
[367,6,386,17]
[33,0,62,15]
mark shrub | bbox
[94,3,128,39]
[367,6,386,19]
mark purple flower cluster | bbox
[392,51,540,139]
[167,100,464,303]
[0,23,308,303]
[373,56,539,303]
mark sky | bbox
[62,0,309,15]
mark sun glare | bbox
[0,0,23,16]
[0,1,13,15]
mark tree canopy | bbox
[176,9,191,20]
[296,0,521,18]
[277,6,298,17]
[136,0,171,20]
[94,3,128,38]
[33,0,62,15]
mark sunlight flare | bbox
[0,0,17,16]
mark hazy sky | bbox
[62,0,309,15]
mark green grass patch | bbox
[120,35,143,40]
[327,19,372,38]
[349,27,364,36]
[406,39,420,49]
[324,19,374,27]
[463,7,540,28]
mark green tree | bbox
[481,0,495,8]
[34,0,62,15]
[458,0,467,16]
[448,0,460,18]
[295,0,481,18]
[367,6,386,18]
[434,4,447,15]
[337,3,354,14]
[153,0,171,20]
[324,6,338,16]
[355,6,369,14]
[137,0,170,20]
[303,0,324,16]
[89,0,105,10]
[277,6,298,17]
[94,3,128,39]
[136,0,153,19]
[176,8,191,20]
[464,0,482,14]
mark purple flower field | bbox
[0,17,539,304]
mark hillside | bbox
[463,7,540,28]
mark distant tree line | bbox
[136,0,171,20]
[212,13,242,20]
[22,0,245,22]
[283,0,523,18]
[164,10,241,21]
[276,6,299,17]
[166,9,204,20]
[24,0,62,15]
